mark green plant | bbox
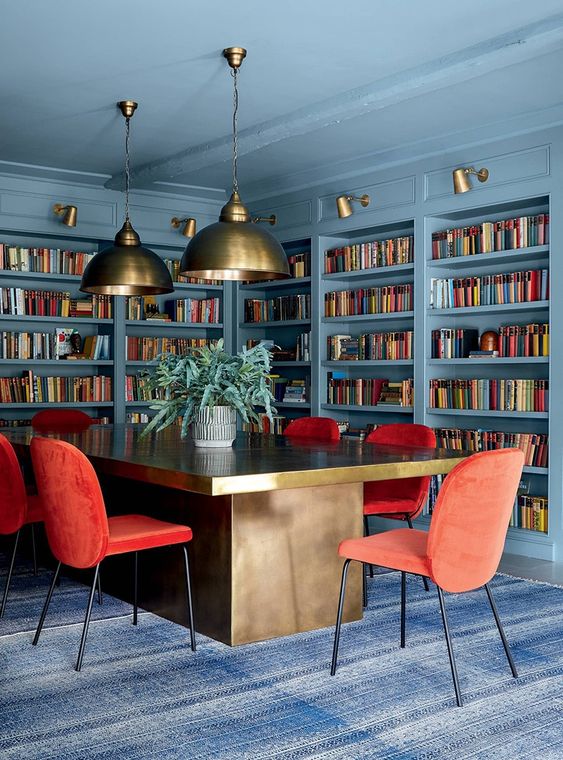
[140,339,276,438]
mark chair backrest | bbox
[0,433,28,535]
[428,448,524,593]
[364,424,436,516]
[31,409,93,432]
[283,416,341,442]
[30,437,109,569]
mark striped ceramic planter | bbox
[190,405,237,448]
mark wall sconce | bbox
[336,194,370,218]
[171,217,197,238]
[452,167,489,194]
[252,214,277,226]
[53,204,77,227]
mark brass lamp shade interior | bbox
[452,167,490,194]
[80,220,174,295]
[53,204,77,227]
[336,194,370,218]
[180,192,289,281]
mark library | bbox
[1,2,563,758]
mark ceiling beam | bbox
[106,14,563,191]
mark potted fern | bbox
[140,339,276,447]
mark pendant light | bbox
[80,101,174,295]
[179,48,290,281]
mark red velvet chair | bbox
[0,434,45,617]
[331,448,525,707]
[31,409,93,432]
[283,416,340,442]
[364,424,436,594]
[30,437,196,671]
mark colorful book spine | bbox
[431,329,479,358]
[512,495,548,532]
[431,214,549,259]
[287,252,310,278]
[328,330,414,360]
[325,235,413,273]
[434,427,548,467]
[164,298,220,323]
[498,323,549,357]
[429,270,549,309]
[0,244,95,274]
[244,294,310,322]
[126,337,214,361]
[324,284,413,317]
[428,378,548,412]
[0,372,112,403]
[162,259,220,285]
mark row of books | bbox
[380,379,413,406]
[324,285,413,317]
[431,214,549,259]
[161,259,221,285]
[429,378,548,412]
[287,252,310,278]
[0,289,113,318]
[512,495,548,533]
[163,298,220,324]
[429,270,549,309]
[327,375,387,406]
[126,337,213,361]
[497,323,549,357]
[0,372,112,403]
[431,328,478,359]
[69,334,111,361]
[434,428,548,468]
[125,376,165,402]
[125,412,181,425]
[324,236,413,273]
[0,416,110,427]
[295,332,311,362]
[1,331,58,360]
[328,331,413,361]
[0,244,95,274]
[242,413,287,435]
[244,294,310,323]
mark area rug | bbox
[1,556,562,759]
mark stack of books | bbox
[283,379,308,403]
[379,379,413,407]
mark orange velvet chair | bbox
[283,416,340,442]
[0,433,45,617]
[30,437,196,671]
[330,448,525,707]
[31,409,93,432]
[364,424,436,594]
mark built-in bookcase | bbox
[318,220,416,431]
[422,196,551,553]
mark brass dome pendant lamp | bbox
[180,48,290,281]
[80,101,173,295]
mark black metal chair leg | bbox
[437,586,463,707]
[133,551,138,625]
[363,515,374,578]
[484,583,518,678]
[75,563,100,672]
[97,568,103,606]
[400,571,406,648]
[182,545,196,651]
[362,563,367,609]
[0,529,21,618]
[33,561,61,645]
[331,558,351,676]
[30,523,38,576]
[406,515,430,592]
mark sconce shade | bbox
[336,196,353,218]
[180,192,289,281]
[171,217,197,238]
[53,204,77,227]
[80,220,174,295]
[453,167,489,194]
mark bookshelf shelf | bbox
[0,314,113,325]
[172,282,223,292]
[523,466,549,476]
[271,360,311,367]
[125,320,223,330]
[426,407,549,419]
[322,263,414,281]
[427,245,549,270]
[322,311,414,324]
[274,401,311,409]
[427,357,549,365]
[0,359,113,366]
[322,359,414,367]
[239,319,311,328]
[0,270,85,283]
[240,276,312,291]
[321,403,413,414]
[125,401,158,407]
[427,301,548,317]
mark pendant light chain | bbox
[124,116,131,222]
[231,68,239,193]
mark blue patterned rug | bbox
[1,554,562,759]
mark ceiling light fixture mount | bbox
[452,166,489,194]
[80,101,173,296]
[179,47,289,281]
[336,194,370,219]
[53,204,77,227]
[252,215,277,226]
[171,217,197,238]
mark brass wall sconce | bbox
[336,194,370,219]
[452,166,490,194]
[53,204,77,227]
[252,215,277,226]
[171,217,197,238]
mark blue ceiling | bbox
[1,0,562,197]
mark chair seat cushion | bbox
[363,496,419,517]
[25,494,45,525]
[107,514,193,556]
[339,528,431,577]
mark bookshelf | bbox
[423,196,551,551]
[318,220,416,433]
